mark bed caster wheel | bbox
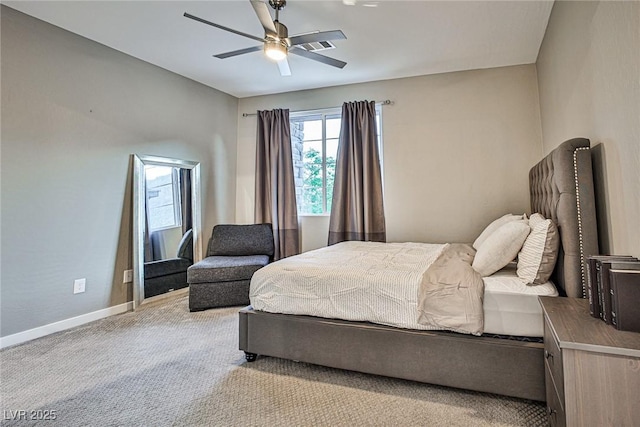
[245,352,257,362]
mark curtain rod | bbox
[241,100,393,117]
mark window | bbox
[291,106,382,215]
[145,165,182,230]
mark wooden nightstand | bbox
[539,297,640,427]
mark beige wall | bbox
[536,1,640,257]
[11,1,635,339]
[237,65,543,249]
[0,7,238,337]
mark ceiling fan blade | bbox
[214,45,263,59]
[277,58,291,76]
[183,12,265,43]
[289,30,347,46]
[250,0,277,35]
[289,47,347,69]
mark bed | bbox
[239,137,599,401]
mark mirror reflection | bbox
[132,155,202,308]
[143,165,193,298]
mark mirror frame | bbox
[132,154,202,308]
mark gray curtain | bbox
[179,168,192,235]
[254,109,300,260]
[328,100,386,245]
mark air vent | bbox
[298,40,336,52]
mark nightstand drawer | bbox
[544,366,566,427]
[543,316,564,405]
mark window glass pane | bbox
[301,185,323,214]
[152,173,172,187]
[326,138,339,160]
[301,120,322,141]
[148,205,175,230]
[302,142,324,215]
[148,184,173,208]
[326,117,341,139]
[303,139,323,156]
[145,165,179,230]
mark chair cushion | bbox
[208,224,274,257]
[187,255,270,284]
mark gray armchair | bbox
[144,229,193,298]
[187,224,274,311]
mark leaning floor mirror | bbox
[132,155,202,308]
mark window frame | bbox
[290,105,383,217]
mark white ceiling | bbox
[4,1,554,98]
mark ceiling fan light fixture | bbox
[264,39,288,61]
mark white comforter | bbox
[250,241,447,330]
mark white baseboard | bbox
[0,302,133,349]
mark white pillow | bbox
[473,213,527,250]
[472,220,531,277]
[517,213,560,285]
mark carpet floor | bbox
[1,294,546,426]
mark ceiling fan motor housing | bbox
[272,21,289,42]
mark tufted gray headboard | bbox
[529,138,600,298]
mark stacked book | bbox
[587,255,640,333]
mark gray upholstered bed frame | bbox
[239,138,599,401]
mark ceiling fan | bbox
[184,0,347,76]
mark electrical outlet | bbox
[73,278,86,294]
[123,269,133,283]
